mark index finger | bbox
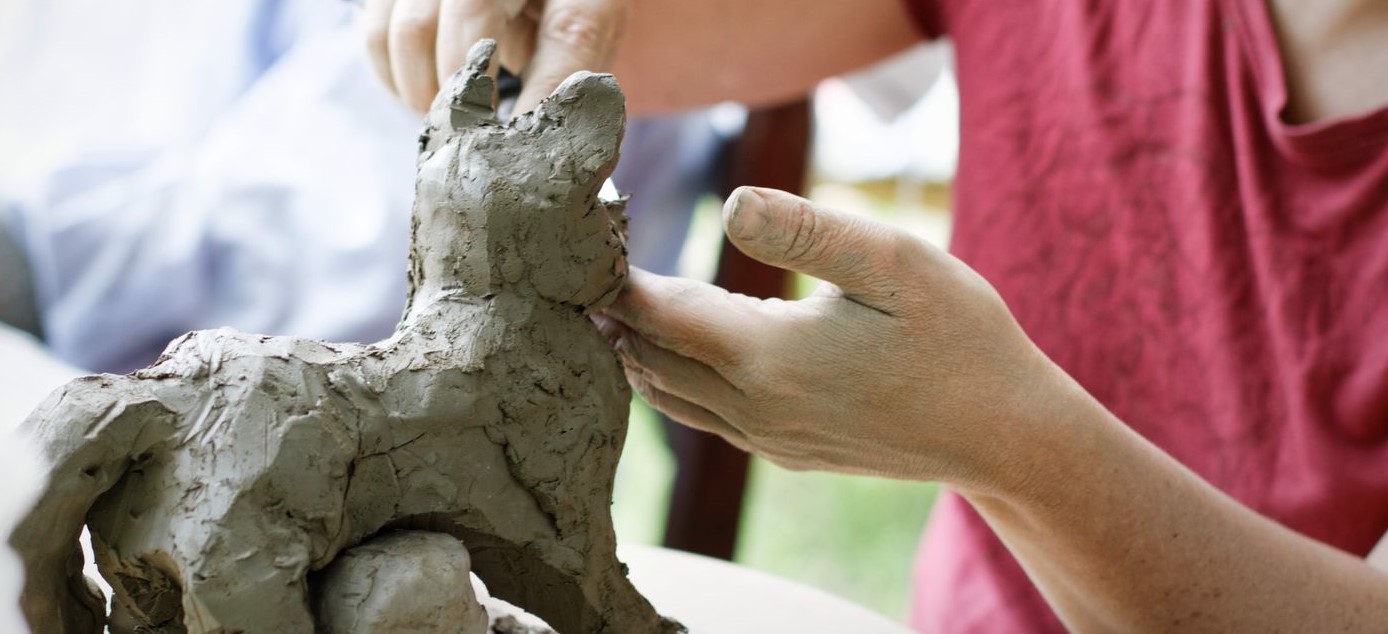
[601,268,758,369]
[435,0,507,87]
[516,0,627,113]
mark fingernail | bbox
[725,187,768,241]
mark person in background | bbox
[0,0,719,376]
[365,0,1388,631]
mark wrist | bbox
[943,345,1117,509]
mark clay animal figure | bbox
[10,40,681,634]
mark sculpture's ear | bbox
[531,72,626,177]
[419,39,499,156]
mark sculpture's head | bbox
[409,40,628,313]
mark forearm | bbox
[613,0,923,114]
[961,361,1388,632]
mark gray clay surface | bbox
[314,530,489,634]
[10,40,680,634]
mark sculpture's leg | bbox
[461,530,678,634]
[10,375,176,634]
[173,508,318,634]
[312,531,489,634]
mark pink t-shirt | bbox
[902,0,1388,630]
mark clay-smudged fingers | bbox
[722,186,922,314]
[601,268,758,371]
[388,0,445,112]
[595,314,742,415]
[516,0,628,113]
[498,14,538,78]
[625,372,751,454]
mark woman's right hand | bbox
[361,0,630,114]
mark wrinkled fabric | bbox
[0,0,417,373]
[902,0,1388,631]
[0,204,40,337]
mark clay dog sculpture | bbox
[10,40,681,634]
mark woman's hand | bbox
[362,0,630,113]
[596,187,1058,486]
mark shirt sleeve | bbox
[8,22,421,374]
[901,0,947,39]
[0,203,40,338]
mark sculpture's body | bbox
[11,41,679,634]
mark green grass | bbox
[611,400,675,545]
[612,399,937,621]
[736,459,937,620]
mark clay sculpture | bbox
[10,40,680,634]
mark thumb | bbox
[723,187,916,306]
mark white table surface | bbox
[618,543,915,634]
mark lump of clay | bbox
[313,531,489,633]
[10,39,681,634]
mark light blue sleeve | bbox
[2,1,422,372]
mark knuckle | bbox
[883,233,939,298]
[781,205,826,264]
[391,12,439,42]
[868,230,922,286]
[442,0,492,23]
[540,4,612,56]
[725,366,784,419]
[886,228,929,270]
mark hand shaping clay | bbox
[10,40,681,634]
